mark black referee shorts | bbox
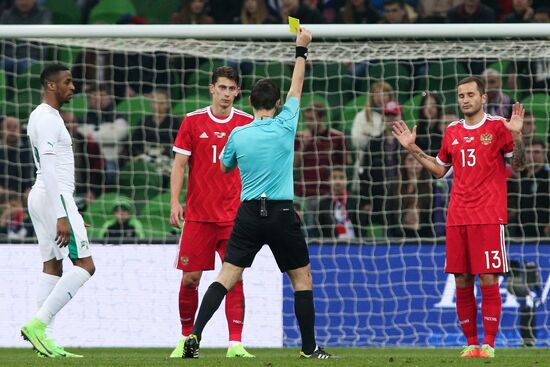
[224,200,310,273]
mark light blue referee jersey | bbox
[221,97,300,201]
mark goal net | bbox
[0,26,548,347]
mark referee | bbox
[183,27,333,359]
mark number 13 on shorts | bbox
[484,250,501,270]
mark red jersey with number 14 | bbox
[173,106,253,222]
[436,114,514,226]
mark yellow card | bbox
[288,16,300,34]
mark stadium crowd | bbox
[0,0,549,242]
[0,0,549,25]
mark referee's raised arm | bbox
[287,27,312,101]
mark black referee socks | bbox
[294,290,316,355]
[192,281,228,340]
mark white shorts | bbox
[28,188,91,261]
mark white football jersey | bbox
[27,103,75,193]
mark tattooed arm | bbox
[504,103,526,172]
[511,132,526,172]
[392,120,450,178]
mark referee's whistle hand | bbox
[55,217,71,247]
[296,27,312,47]
[170,203,184,228]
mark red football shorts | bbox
[445,224,509,274]
[176,221,233,271]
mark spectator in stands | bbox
[71,49,113,96]
[508,139,549,238]
[0,0,50,24]
[209,0,242,23]
[0,116,34,193]
[274,0,325,24]
[171,0,214,24]
[533,6,550,23]
[79,84,129,187]
[311,0,341,23]
[507,60,550,98]
[0,192,27,239]
[315,167,366,240]
[521,111,536,144]
[415,91,445,155]
[338,0,381,24]
[351,81,395,190]
[351,80,395,152]
[98,202,145,243]
[0,0,51,77]
[130,89,179,188]
[234,0,269,24]
[447,0,496,23]
[60,110,104,210]
[0,0,12,17]
[481,68,515,119]
[390,151,434,238]
[417,0,461,23]
[358,101,402,226]
[502,0,534,23]
[380,0,414,23]
[370,0,416,12]
[295,101,350,224]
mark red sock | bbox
[456,287,479,346]
[179,280,198,337]
[225,280,245,342]
[481,284,501,347]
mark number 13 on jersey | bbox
[460,148,476,167]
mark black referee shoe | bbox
[299,346,335,359]
[183,334,200,359]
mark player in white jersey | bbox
[21,64,96,358]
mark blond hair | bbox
[365,80,395,121]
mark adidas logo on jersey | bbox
[200,132,209,138]
[452,139,459,145]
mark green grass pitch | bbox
[1,347,549,367]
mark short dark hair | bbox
[211,66,240,85]
[529,137,547,150]
[250,79,281,111]
[40,63,69,88]
[384,0,404,8]
[457,76,486,95]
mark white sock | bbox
[229,341,242,348]
[36,266,91,324]
[37,272,60,336]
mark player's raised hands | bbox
[392,120,417,149]
[504,102,525,134]
[296,27,312,48]
[170,201,184,228]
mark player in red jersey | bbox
[169,66,254,358]
[392,76,526,358]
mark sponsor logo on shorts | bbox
[80,241,89,249]
[180,256,189,266]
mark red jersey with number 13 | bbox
[173,106,253,222]
[436,114,514,226]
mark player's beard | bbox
[462,104,482,118]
